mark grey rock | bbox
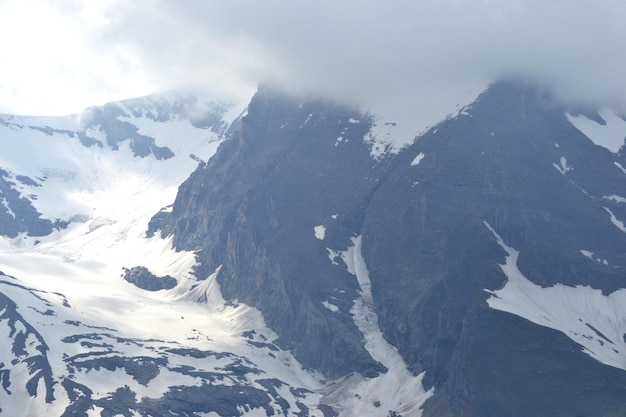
[122,266,177,291]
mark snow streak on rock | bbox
[604,207,626,233]
[411,152,425,166]
[323,236,433,417]
[553,156,573,175]
[484,221,626,371]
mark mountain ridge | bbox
[1,80,626,415]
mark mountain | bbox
[1,80,626,416]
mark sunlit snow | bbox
[0,97,333,416]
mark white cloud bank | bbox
[1,0,625,123]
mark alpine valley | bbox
[1,79,626,417]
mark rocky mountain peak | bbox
[1,80,626,416]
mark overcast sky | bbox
[1,0,625,129]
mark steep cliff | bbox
[151,86,391,378]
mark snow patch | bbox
[553,156,573,175]
[1,197,15,218]
[567,109,626,153]
[604,195,626,204]
[580,250,609,266]
[411,152,425,166]
[458,104,473,117]
[484,221,626,371]
[322,300,339,313]
[364,115,416,159]
[580,250,609,265]
[604,207,626,232]
[327,248,341,266]
[300,113,313,128]
[314,225,326,240]
[615,162,626,175]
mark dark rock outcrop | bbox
[122,266,177,291]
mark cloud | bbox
[0,0,157,115]
[1,0,625,127]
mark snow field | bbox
[0,98,332,416]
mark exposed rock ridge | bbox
[152,86,392,378]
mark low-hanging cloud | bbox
[1,0,625,124]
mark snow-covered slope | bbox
[0,92,337,416]
[0,92,243,242]
[0,269,330,416]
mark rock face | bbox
[155,80,626,415]
[152,86,390,378]
[122,266,177,291]
[361,81,626,416]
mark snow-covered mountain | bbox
[0,92,330,416]
[1,80,626,416]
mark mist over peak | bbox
[1,1,625,118]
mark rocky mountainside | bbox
[361,81,626,416]
[1,80,626,416]
[153,80,626,416]
[150,88,391,379]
